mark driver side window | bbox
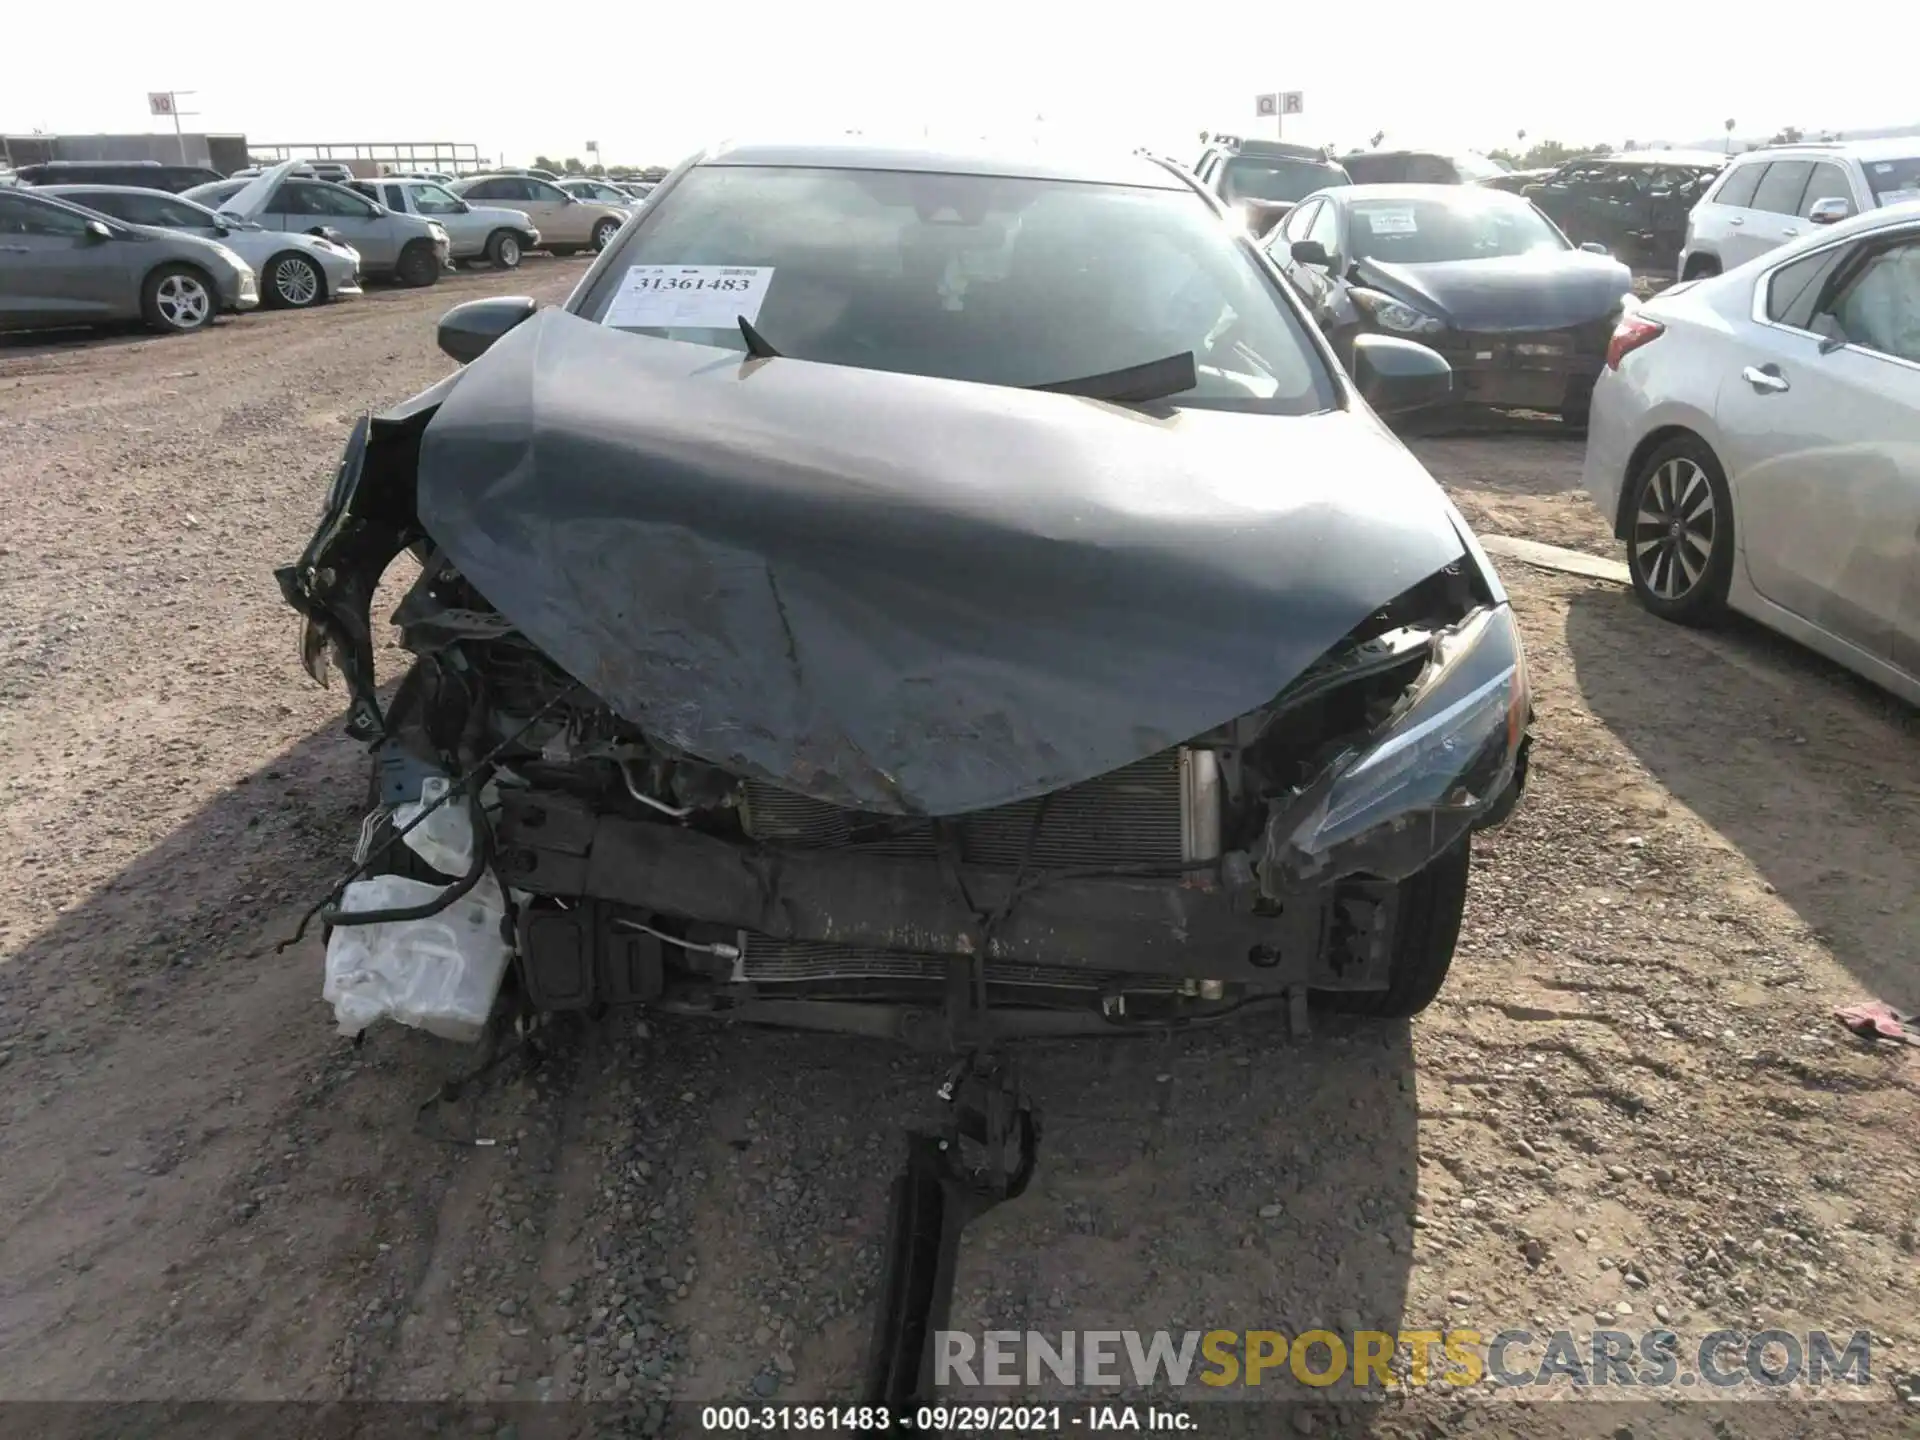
[528,181,567,202]
[411,185,463,215]
[0,194,91,236]
[1819,237,1920,364]
[310,184,378,218]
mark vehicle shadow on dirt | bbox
[1,705,1417,1411]
[0,711,470,1400]
[938,1016,1417,1411]
[1564,586,1920,1009]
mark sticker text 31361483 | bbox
[603,265,775,330]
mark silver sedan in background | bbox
[1582,202,1920,704]
[0,187,257,334]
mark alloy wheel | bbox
[156,274,211,329]
[499,236,520,266]
[274,258,319,306]
[1633,457,1717,601]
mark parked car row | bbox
[345,177,539,271]
[0,156,632,336]
[35,184,361,308]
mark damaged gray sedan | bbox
[279,139,1532,1050]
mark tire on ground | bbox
[139,264,218,333]
[486,230,523,269]
[264,252,325,308]
[1623,432,1735,626]
[395,240,442,288]
[1317,837,1472,1018]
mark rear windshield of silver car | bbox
[578,164,1338,414]
[1221,157,1351,204]
[1864,157,1920,205]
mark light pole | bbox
[1724,118,1736,155]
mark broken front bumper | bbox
[494,787,1401,1013]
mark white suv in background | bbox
[1680,139,1920,278]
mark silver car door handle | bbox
[0,244,29,252]
[1782,227,1799,236]
[1728,216,1745,226]
[1742,365,1790,393]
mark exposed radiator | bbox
[739,748,1219,871]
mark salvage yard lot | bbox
[1,264,1916,1430]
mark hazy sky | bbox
[6,2,1914,169]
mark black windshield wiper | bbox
[738,314,780,359]
[734,320,1195,405]
[1029,350,1197,404]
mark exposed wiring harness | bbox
[273,680,582,954]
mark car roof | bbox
[1569,149,1726,168]
[1735,136,1920,163]
[37,183,207,199]
[1319,183,1531,204]
[698,138,1190,190]
[22,159,165,170]
[1340,148,1471,161]
[1213,138,1335,161]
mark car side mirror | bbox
[1291,239,1333,268]
[1350,333,1452,415]
[1808,197,1851,226]
[438,295,539,363]
[1579,241,1610,255]
[84,219,113,242]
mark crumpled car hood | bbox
[415,307,1471,815]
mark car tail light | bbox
[1606,315,1665,370]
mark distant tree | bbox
[1770,125,1804,144]
[532,154,559,172]
[1488,147,1521,168]
[561,156,584,174]
[587,163,606,176]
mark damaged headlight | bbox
[1351,288,1446,336]
[1277,603,1529,878]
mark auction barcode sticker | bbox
[602,265,774,329]
[1364,209,1418,235]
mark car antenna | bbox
[738,314,780,359]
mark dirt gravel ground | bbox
[2,268,1918,1438]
